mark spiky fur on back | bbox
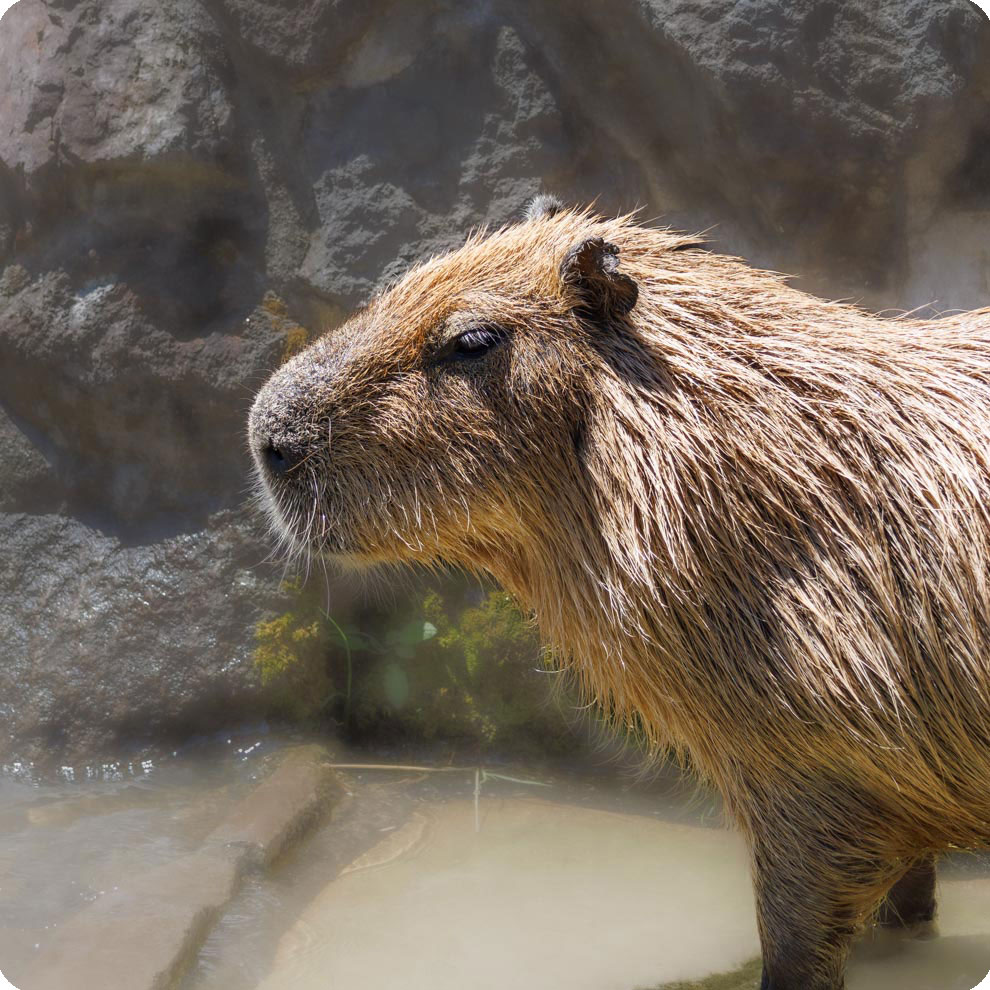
[539,217,990,838]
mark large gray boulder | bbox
[0,0,987,764]
[0,509,274,758]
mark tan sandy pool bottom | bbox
[260,797,754,989]
[256,797,990,990]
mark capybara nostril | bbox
[262,439,300,477]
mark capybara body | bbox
[249,201,990,989]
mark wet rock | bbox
[0,509,281,765]
[207,743,342,867]
[0,0,987,761]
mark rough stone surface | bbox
[0,509,279,763]
[0,0,988,762]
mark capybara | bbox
[249,197,990,989]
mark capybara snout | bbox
[249,356,325,477]
[251,198,990,989]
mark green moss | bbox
[640,958,762,990]
[252,580,334,722]
[253,579,578,755]
[259,291,311,363]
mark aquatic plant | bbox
[252,578,334,721]
[642,958,762,990]
[253,580,577,755]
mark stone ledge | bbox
[207,743,341,869]
[18,745,341,990]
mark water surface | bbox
[2,740,989,990]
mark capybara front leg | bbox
[754,884,851,990]
[876,854,937,930]
[750,838,892,990]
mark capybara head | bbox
[248,198,665,578]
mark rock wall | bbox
[0,0,988,764]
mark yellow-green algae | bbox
[252,580,576,754]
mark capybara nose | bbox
[262,438,303,477]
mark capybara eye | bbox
[448,325,505,360]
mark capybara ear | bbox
[560,236,638,321]
[523,193,564,221]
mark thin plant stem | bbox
[321,610,353,729]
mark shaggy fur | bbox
[249,203,990,989]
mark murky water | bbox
[180,756,727,990]
[2,738,989,990]
[199,783,990,990]
[254,796,755,990]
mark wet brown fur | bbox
[249,205,990,989]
